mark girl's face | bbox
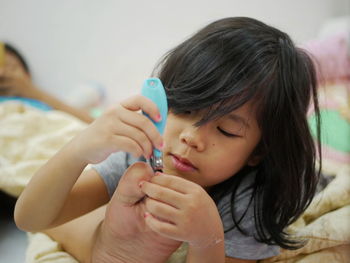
[162,101,261,188]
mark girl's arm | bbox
[14,95,164,232]
[14,146,109,231]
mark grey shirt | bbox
[92,151,280,260]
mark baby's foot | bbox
[92,162,181,263]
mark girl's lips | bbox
[170,154,197,172]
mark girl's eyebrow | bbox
[227,113,250,128]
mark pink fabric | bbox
[302,32,350,83]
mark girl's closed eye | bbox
[217,127,240,137]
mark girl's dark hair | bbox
[4,43,31,75]
[153,17,321,249]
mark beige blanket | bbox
[1,102,349,263]
[0,102,87,197]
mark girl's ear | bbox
[247,154,262,166]
[247,145,264,166]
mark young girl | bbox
[15,17,321,263]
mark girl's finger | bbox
[118,108,163,150]
[110,135,144,158]
[144,197,179,224]
[140,181,184,209]
[121,95,162,123]
[144,212,179,240]
[150,173,198,194]
[112,123,154,158]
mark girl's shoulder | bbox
[217,171,256,213]
[216,172,281,259]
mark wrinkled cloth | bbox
[0,102,87,197]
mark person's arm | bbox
[28,86,94,123]
[14,95,163,232]
[14,149,109,231]
[0,68,93,123]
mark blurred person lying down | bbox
[0,42,93,123]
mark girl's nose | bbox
[179,125,206,151]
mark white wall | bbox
[0,0,349,106]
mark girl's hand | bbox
[140,173,224,248]
[70,95,164,164]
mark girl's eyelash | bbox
[217,127,238,137]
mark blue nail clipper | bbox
[141,78,168,172]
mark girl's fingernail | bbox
[158,142,164,150]
[156,114,162,122]
[139,181,145,188]
[144,212,150,218]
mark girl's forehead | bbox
[187,99,258,127]
[212,98,257,120]
[220,101,257,125]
